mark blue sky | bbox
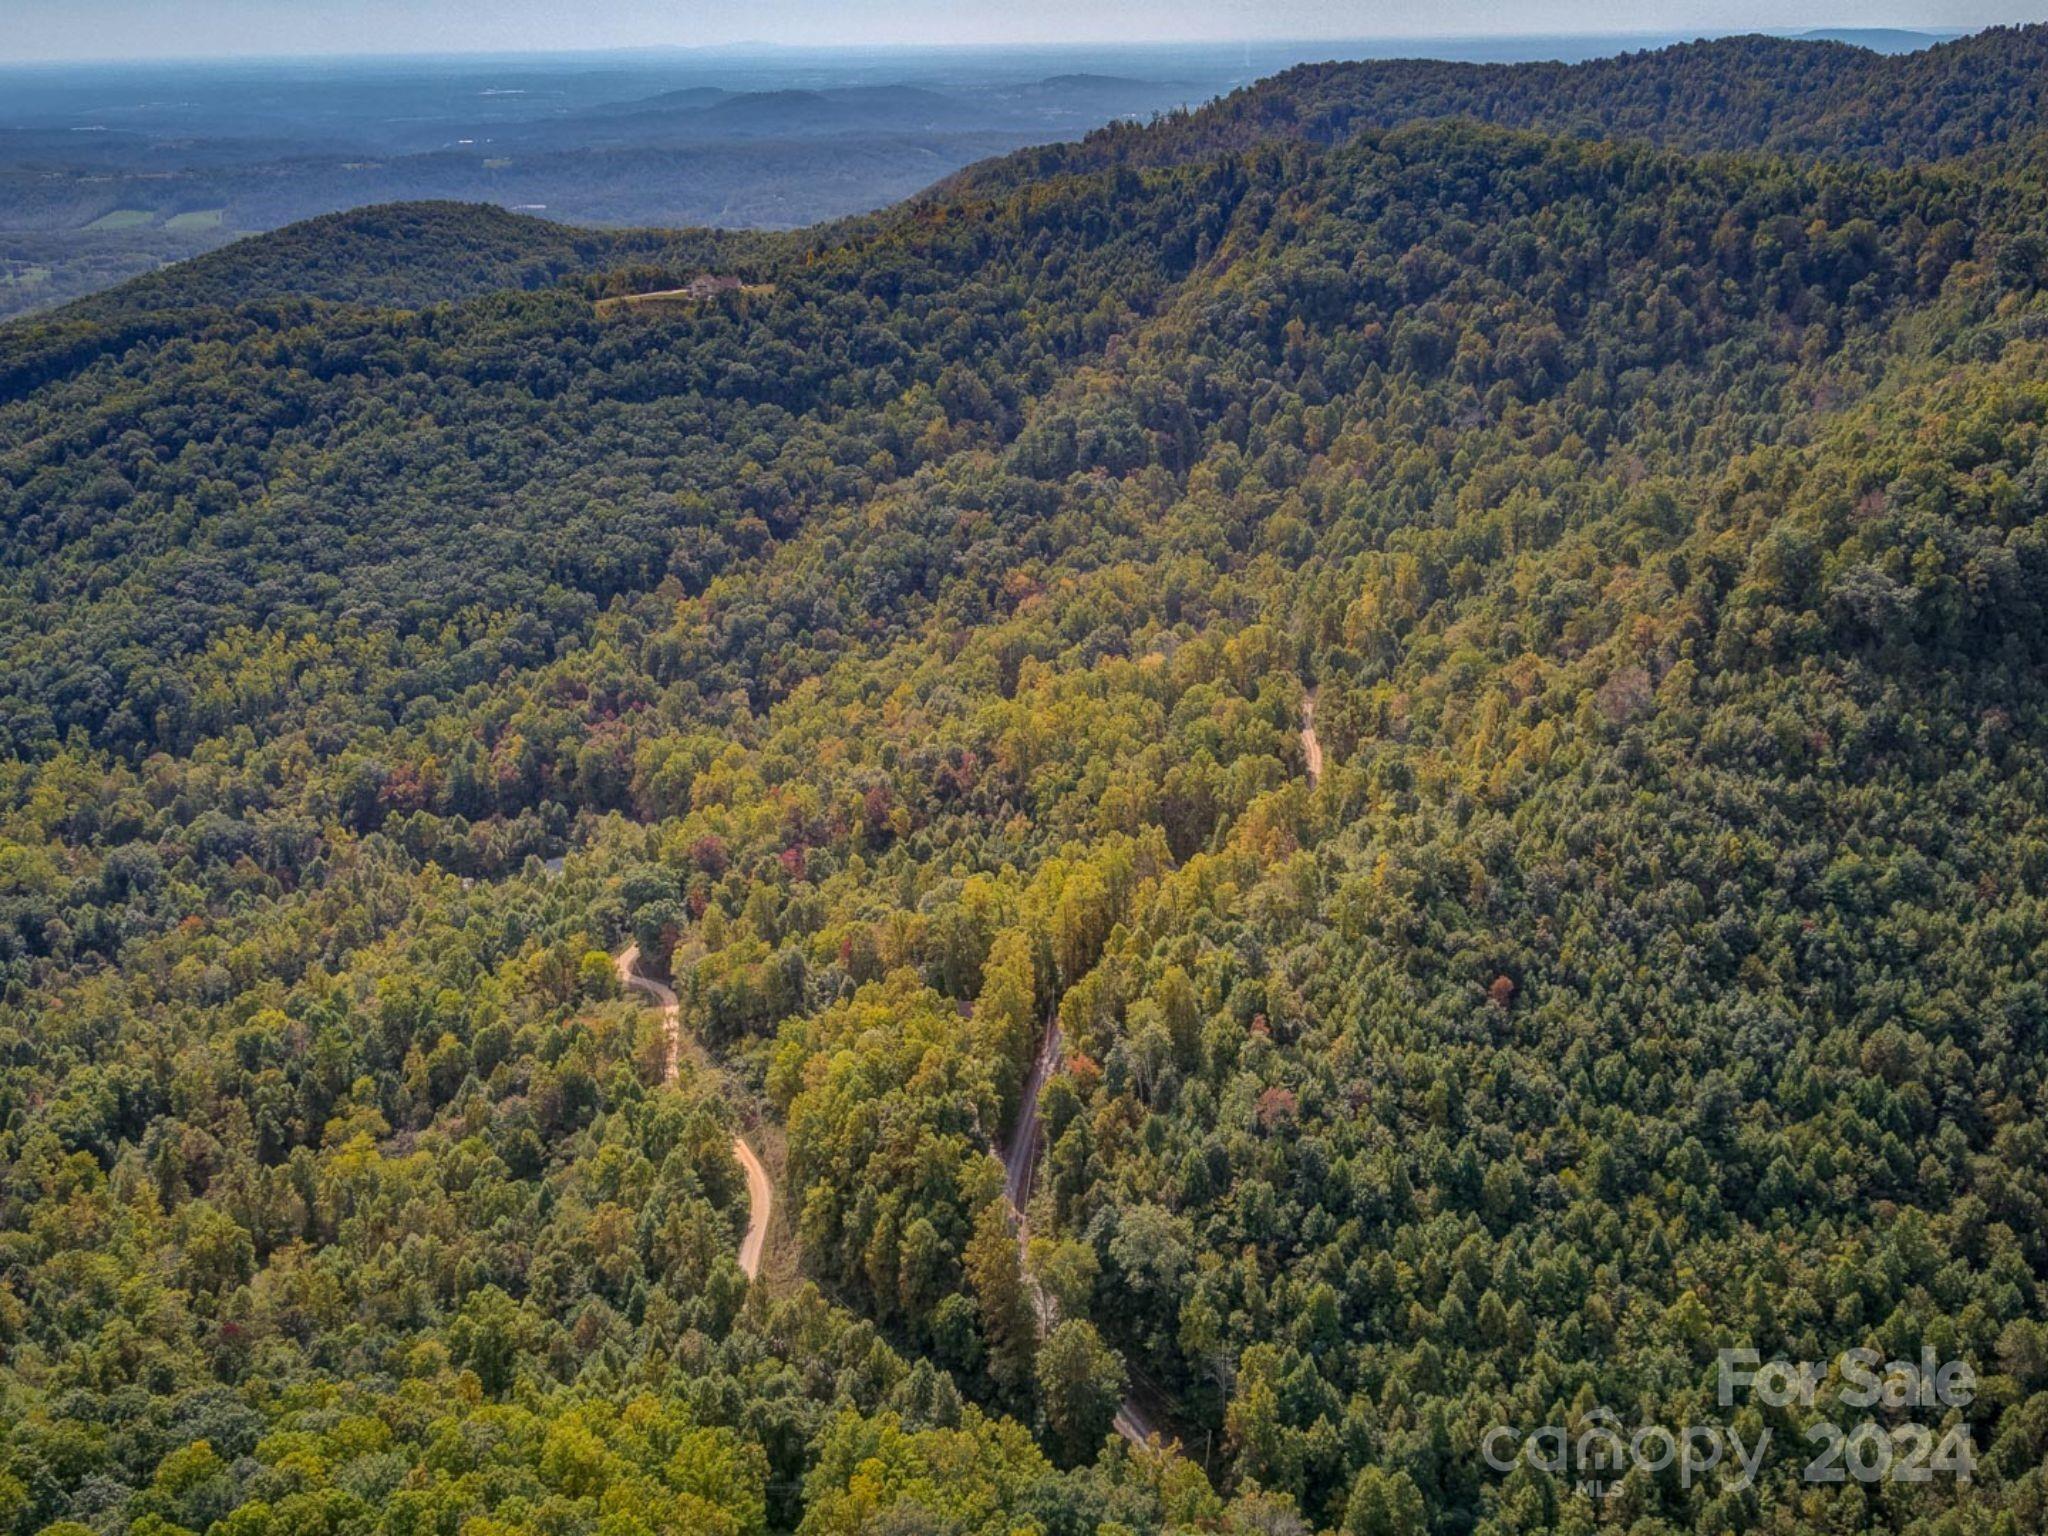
[0,0,2034,62]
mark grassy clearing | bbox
[164,208,225,232]
[594,281,776,318]
[85,208,155,231]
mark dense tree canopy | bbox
[5,25,2048,1536]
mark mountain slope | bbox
[957,24,2048,199]
[46,202,709,320]
[3,32,2048,1536]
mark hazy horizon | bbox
[0,2,2027,65]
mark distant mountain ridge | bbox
[0,60,1222,317]
[951,23,2048,198]
[33,23,2045,335]
[1794,26,1957,51]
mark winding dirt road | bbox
[995,1016,1169,1449]
[1301,689,1323,785]
[615,944,772,1281]
[1002,1018,1063,1223]
[1114,1397,1162,1445]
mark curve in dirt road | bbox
[1301,690,1323,786]
[615,944,772,1282]
[731,1135,772,1279]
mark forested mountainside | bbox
[6,205,775,349]
[5,27,2048,1536]
[965,25,2048,196]
[0,53,1246,323]
[43,206,688,323]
